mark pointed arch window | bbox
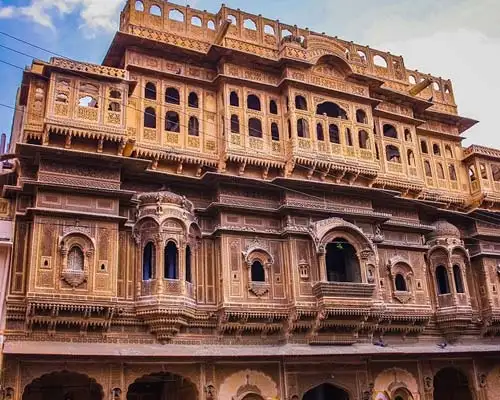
[316,102,347,119]
[68,246,84,271]
[437,163,445,179]
[185,245,192,283]
[449,164,457,180]
[436,265,450,295]
[433,143,441,156]
[404,129,412,142]
[445,144,453,158]
[143,242,155,280]
[251,260,265,282]
[453,264,464,293]
[164,241,178,279]
[386,145,401,163]
[407,150,416,166]
[421,140,428,154]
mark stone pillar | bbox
[318,252,327,282]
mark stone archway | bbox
[127,372,197,400]
[433,368,473,400]
[303,383,349,400]
[241,395,264,400]
[23,371,103,400]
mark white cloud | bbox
[0,0,124,34]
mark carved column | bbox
[154,234,164,295]
[318,251,327,282]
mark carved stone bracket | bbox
[61,269,88,288]
[248,282,270,297]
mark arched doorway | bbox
[325,238,361,282]
[433,368,473,400]
[127,372,197,400]
[241,395,264,400]
[23,371,103,400]
[303,383,349,400]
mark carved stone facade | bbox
[3,1,500,399]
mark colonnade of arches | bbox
[19,366,479,400]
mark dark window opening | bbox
[249,118,263,138]
[271,123,280,141]
[269,100,278,115]
[383,124,398,138]
[433,143,441,156]
[453,264,464,293]
[404,129,412,141]
[188,116,199,136]
[230,91,239,107]
[436,265,450,294]
[251,260,265,282]
[375,144,380,160]
[395,274,407,291]
[297,118,309,138]
[358,130,369,149]
[316,101,348,119]
[493,164,500,182]
[445,144,453,158]
[480,163,488,179]
[108,102,121,112]
[329,124,339,143]
[230,114,240,133]
[424,160,432,177]
[164,241,178,279]
[165,111,180,132]
[295,95,307,110]
[188,92,199,108]
[185,245,192,283]
[143,242,155,280]
[345,128,353,146]
[165,87,180,104]
[449,164,457,180]
[145,82,157,100]
[316,123,324,141]
[437,163,445,179]
[287,120,292,139]
[325,239,361,283]
[144,107,156,129]
[469,166,477,182]
[356,109,368,124]
[421,140,428,154]
[386,145,401,163]
[247,94,261,111]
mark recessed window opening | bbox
[135,1,145,12]
[316,123,324,141]
[436,265,450,294]
[358,130,369,149]
[248,118,263,138]
[271,123,280,141]
[165,111,180,132]
[188,116,199,136]
[68,246,84,271]
[453,264,464,293]
[407,150,415,166]
[297,118,309,138]
[191,16,202,27]
[144,107,156,128]
[295,95,307,110]
[230,91,239,107]
[480,163,488,179]
[329,124,339,143]
[207,20,215,30]
[325,238,361,282]
[445,144,453,158]
[437,163,445,179]
[188,92,199,108]
[243,19,257,30]
[143,242,155,280]
[247,94,261,111]
[145,82,157,100]
[269,100,278,114]
[166,87,180,104]
[421,140,428,154]
[356,109,368,124]
[316,101,348,119]
[469,166,477,182]
[108,102,121,112]
[251,260,265,282]
[345,128,353,146]
[185,245,192,283]
[433,143,441,156]
[79,96,98,108]
[404,129,412,142]
[169,9,184,22]
[424,160,432,177]
[264,24,275,35]
[395,274,407,291]
[150,5,162,16]
[383,124,398,138]
[164,241,178,279]
[449,164,457,180]
[386,145,401,163]
[230,114,240,133]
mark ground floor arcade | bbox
[3,343,500,400]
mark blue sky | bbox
[0,0,499,148]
